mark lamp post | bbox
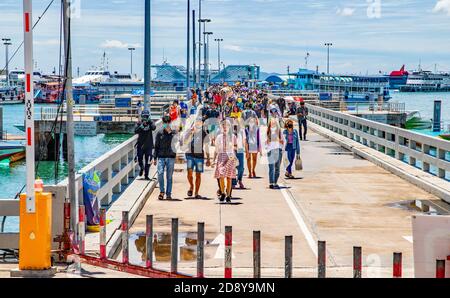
[199,19,211,88]
[204,32,213,86]
[325,43,332,74]
[128,47,135,77]
[186,0,191,99]
[214,38,223,73]
[2,38,11,86]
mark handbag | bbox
[295,155,303,171]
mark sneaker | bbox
[144,176,151,181]
[285,172,290,178]
[219,193,226,202]
[273,184,280,189]
[166,194,172,200]
[226,196,232,203]
[139,169,144,177]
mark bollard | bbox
[224,226,232,278]
[197,222,205,278]
[63,202,71,251]
[253,231,261,278]
[285,236,293,278]
[78,205,86,255]
[318,241,326,278]
[145,215,153,269]
[122,211,129,264]
[99,208,107,260]
[353,246,362,278]
[436,260,445,278]
[171,218,179,274]
[393,252,402,278]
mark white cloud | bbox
[433,0,450,15]
[100,40,142,49]
[336,7,355,17]
[224,45,243,52]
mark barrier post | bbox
[285,236,293,278]
[63,202,71,251]
[197,222,205,278]
[122,211,129,264]
[145,215,153,269]
[99,208,106,260]
[224,226,232,278]
[171,218,179,274]
[253,231,261,278]
[393,252,402,278]
[318,241,326,278]
[436,260,445,278]
[78,205,85,255]
[353,246,362,278]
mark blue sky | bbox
[1,0,450,76]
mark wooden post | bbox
[145,215,153,269]
[197,222,205,278]
[318,241,326,278]
[171,218,179,274]
[224,226,232,278]
[393,252,402,278]
[285,236,293,278]
[78,205,85,255]
[253,231,261,278]
[122,211,129,264]
[436,259,445,278]
[353,246,362,278]
[99,208,107,260]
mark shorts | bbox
[186,156,204,173]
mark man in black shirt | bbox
[183,119,210,199]
[277,97,286,117]
[134,115,157,180]
[296,101,309,140]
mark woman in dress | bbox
[213,119,237,203]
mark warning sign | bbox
[74,122,97,136]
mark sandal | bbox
[187,190,193,197]
[158,193,165,200]
[195,195,205,200]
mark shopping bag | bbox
[295,155,303,171]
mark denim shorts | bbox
[186,156,204,173]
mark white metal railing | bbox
[307,104,450,184]
[268,90,344,101]
[343,102,406,114]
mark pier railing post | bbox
[122,211,129,264]
[318,241,326,278]
[78,205,85,255]
[171,218,179,274]
[99,208,107,260]
[145,215,153,269]
[393,252,402,278]
[197,222,205,278]
[64,202,71,251]
[285,236,293,278]
[436,259,446,278]
[353,246,362,278]
[253,231,261,278]
[224,226,232,278]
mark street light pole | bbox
[186,0,191,99]
[214,38,223,73]
[144,0,151,114]
[2,38,11,86]
[198,0,202,89]
[204,32,213,87]
[325,43,332,74]
[128,47,135,77]
[192,9,196,88]
[199,19,211,89]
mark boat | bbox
[388,65,450,92]
[405,111,432,130]
[388,65,409,89]
[439,134,450,141]
[0,141,25,162]
[0,85,24,104]
[292,69,391,102]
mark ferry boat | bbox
[388,66,450,92]
[0,85,24,104]
[292,69,391,102]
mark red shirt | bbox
[214,94,222,105]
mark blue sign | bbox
[115,97,132,108]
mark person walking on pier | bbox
[154,116,178,200]
[213,119,237,203]
[183,118,210,199]
[135,112,157,180]
[296,101,309,141]
[266,118,284,189]
[283,119,301,179]
[245,117,261,178]
[232,122,248,189]
[277,97,286,118]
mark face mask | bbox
[163,124,169,129]
[288,125,293,129]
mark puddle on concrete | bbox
[129,232,210,266]
[386,200,445,215]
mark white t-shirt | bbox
[215,133,236,155]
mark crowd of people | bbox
[135,84,309,202]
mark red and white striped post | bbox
[318,241,326,278]
[253,231,261,278]
[122,211,129,264]
[197,222,205,278]
[285,236,293,278]
[78,205,85,255]
[99,208,107,260]
[64,202,71,251]
[393,252,402,278]
[224,226,232,278]
[353,246,362,278]
[436,259,445,278]
[145,215,153,269]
